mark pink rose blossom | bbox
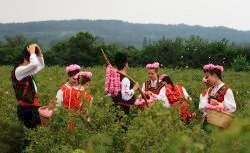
[135,95,157,106]
[204,103,224,112]
[105,64,121,96]
[214,65,224,72]
[159,73,168,80]
[203,64,214,71]
[38,107,53,118]
[202,77,209,83]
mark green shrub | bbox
[231,55,250,72]
[0,66,250,153]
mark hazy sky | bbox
[0,0,249,31]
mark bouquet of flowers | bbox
[105,64,121,96]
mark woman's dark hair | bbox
[68,69,80,77]
[79,77,91,85]
[162,75,175,90]
[113,52,128,70]
[20,46,31,63]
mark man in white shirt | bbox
[111,52,140,113]
[11,44,45,128]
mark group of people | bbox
[107,53,195,121]
[11,44,237,129]
[11,44,92,128]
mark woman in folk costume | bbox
[74,71,93,106]
[11,44,45,128]
[71,71,93,123]
[56,64,81,110]
[161,74,195,122]
[135,62,169,107]
[110,52,140,113]
[199,64,236,113]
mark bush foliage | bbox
[0,66,250,153]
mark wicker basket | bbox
[206,109,234,128]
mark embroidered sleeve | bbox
[155,86,170,108]
[56,89,63,107]
[121,77,135,101]
[224,88,236,112]
[141,83,146,92]
[199,92,209,110]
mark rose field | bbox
[0,66,250,153]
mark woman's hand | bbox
[210,99,220,105]
[27,44,37,54]
[132,82,140,91]
[48,99,56,109]
[146,91,157,98]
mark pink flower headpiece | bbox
[74,71,93,80]
[204,103,225,112]
[135,95,157,106]
[65,64,81,73]
[146,62,160,69]
[203,64,224,72]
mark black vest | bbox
[11,67,36,105]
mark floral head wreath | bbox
[203,63,224,73]
[146,62,160,69]
[74,71,93,80]
[65,64,81,73]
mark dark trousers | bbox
[17,105,41,129]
